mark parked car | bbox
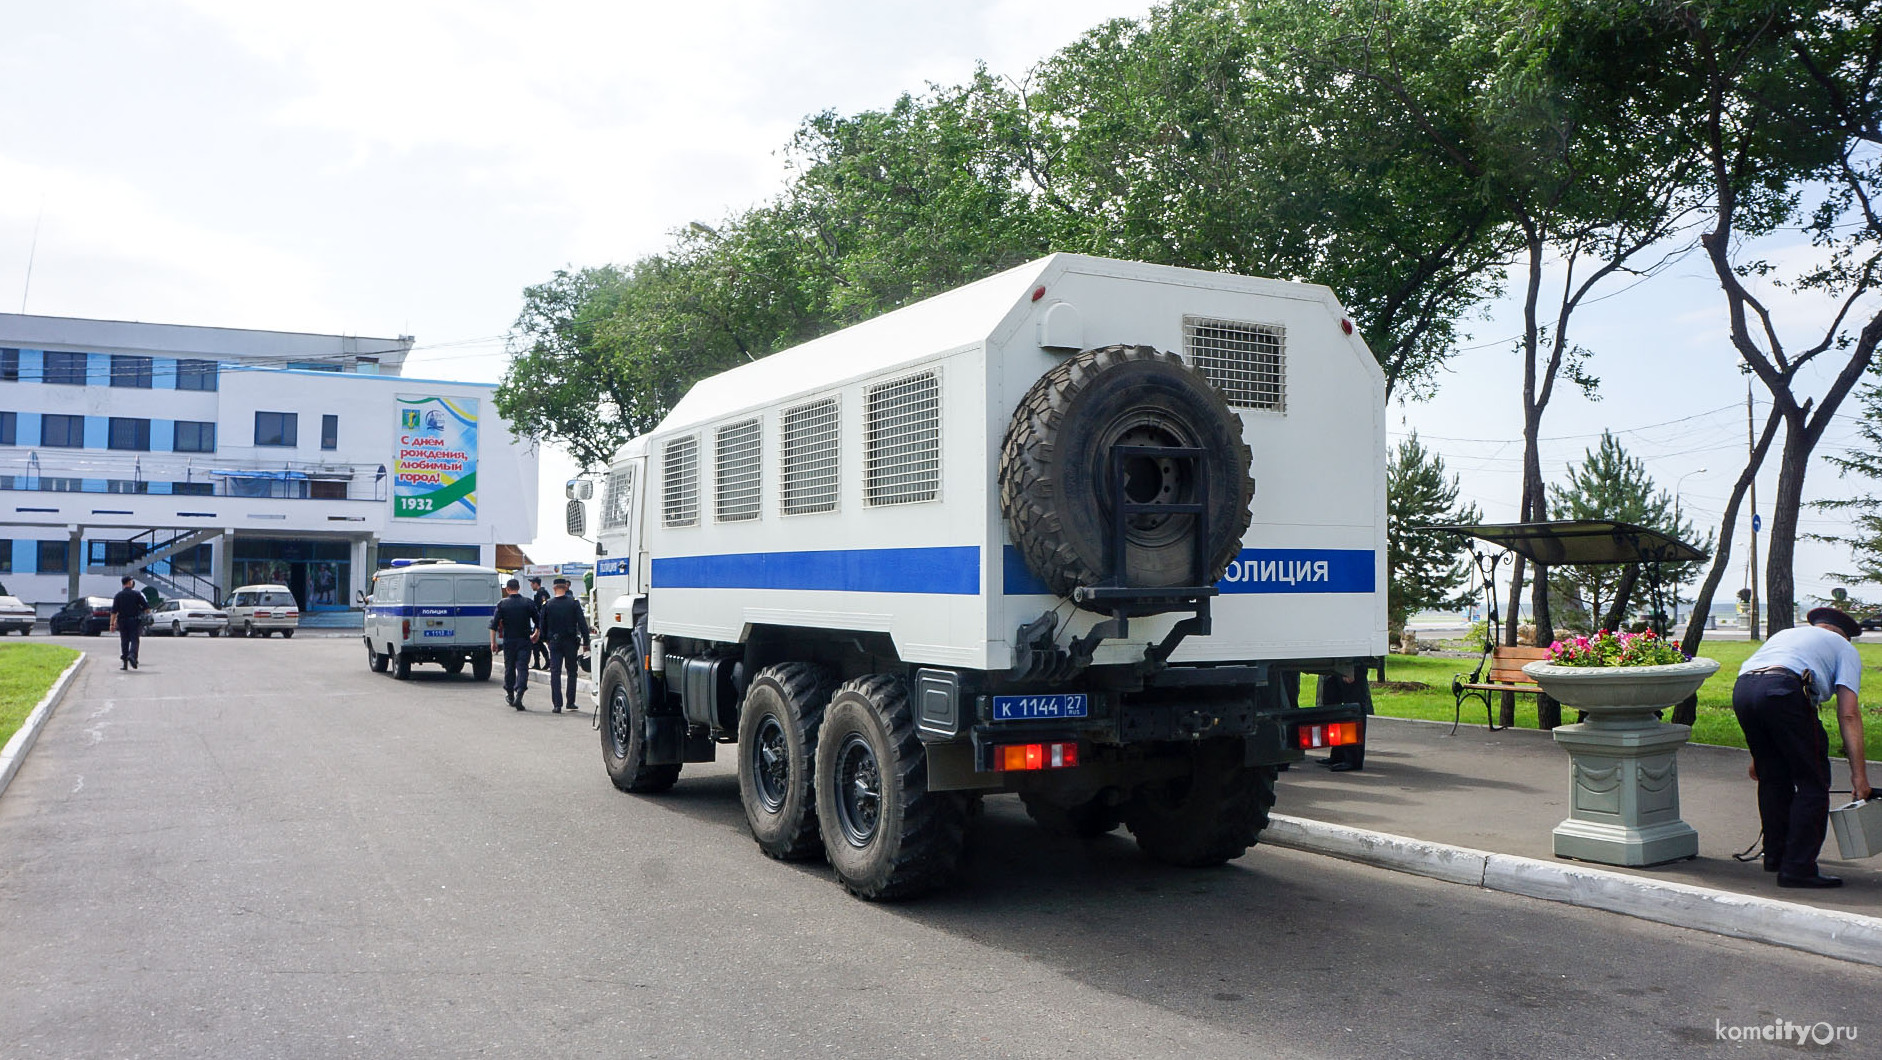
[224,585,301,638]
[49,596,119,636]
[1860,613,1882,633]
[150,598,229,637]
[0,595,34,635]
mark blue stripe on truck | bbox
[1001,545,1375,595]
[652,546,980,595]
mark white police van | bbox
[578,254,1384,899]
[362,559,499,681]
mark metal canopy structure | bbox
[1423,519,1709,646]
[1421,520,1707,568]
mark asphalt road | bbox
[3,635,1879,1059]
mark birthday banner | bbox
[393,395,478,520]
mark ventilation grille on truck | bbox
[1182,316,1285,412]
[865,370,940,506]
[715,418,761,522]
[662,435,699,527]
[781,397,840,515]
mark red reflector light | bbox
[1296,722,1362,749]
[402,619,411,640]
[993,741,1080,771]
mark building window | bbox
[40,414,83,448]
[37,540,69,574]
[0,411,14,446]
[714,418,761,522]
[0,539,12,574]
[44,351,88,386]
[287,361,341,372]
[321,414,338,450]
[0,348,17,381]
[107,479,150,494]
[174,420,216,453]
[110,355,153,388]
[171,543,212,577]
[170,481,214,496]
[311,479,348,499]
[1182,316,1286,412]
[255,411,298,447]
[108,417,151,451]
[175,359,218,391]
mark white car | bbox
[224,585,301,638]
[0,595,34,635]
[151,598,229,637]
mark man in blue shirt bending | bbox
[1734,607,1875,888]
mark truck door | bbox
[598,458,648,598]
[410,576,455,642]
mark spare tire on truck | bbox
[999,344,1255,609]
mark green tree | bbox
[1546,431,1707,633]
[1386,433,1483,634]
[1814,377,1882,588]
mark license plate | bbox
[423,629,453,637]
[991,694,1089,722]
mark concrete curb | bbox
[1266,814,1882,969]
[0,652,87,799]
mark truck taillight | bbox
[992,741,1079,771]
[1296,722,1361,749]
[402,620,411,640]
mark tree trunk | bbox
[1600,564,1642,633]
[1764,416,1812,637]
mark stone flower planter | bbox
[1520,657,1721,867]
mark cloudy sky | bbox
[0,0,1871,608]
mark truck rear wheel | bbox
[815,675,968,900]
[471,653,492,681]
[1124,740,1275,867]
[999,344,1254,606]
[1020,791,1125,839]
[599,651,680,793]
[738,663,837,861]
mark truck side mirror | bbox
[566,498,587,538]
[565,478,594,501]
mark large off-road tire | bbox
[599,651,680,793]
[738,663,838,861]
[1020,791,1125,839]
[815,674,968,900]
[1124,740,1276,867]
[471,653,492,682]
[1000,344,1255,606]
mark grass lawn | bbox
[1313,639,1882,760]
[0,643,81,749]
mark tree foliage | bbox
[1546,431,1708,632]
[1386,433,1482,633]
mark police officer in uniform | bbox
[109,575,148,670]
[1733,606,1874,888]
[536,576,591,714]
[489,578,539,710]
[529,576,551,670]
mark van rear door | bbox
[455,576,497,642]
[410,577,456,643]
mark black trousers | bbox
[532,636,549,669]
[1732,670,1832,877]
[547,636,582,710]
[502,636,532,697]
[118,627,141,665]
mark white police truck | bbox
[577,254,1384,899]
[362,559,499,681]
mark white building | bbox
[0,313,539,618]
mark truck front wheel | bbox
[599,652,680,793]
[815,674,968,900]
[1123,740,1276,867]
[738,663,837,861]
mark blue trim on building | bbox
[86,353,110,387]
[151,419,174,452]
[82,416,107,449]
[653,546,981,595]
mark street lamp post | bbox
[1671,468,1707,627]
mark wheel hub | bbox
[751,714,789,813]
[608,686,632,757]
[833,733,882,847]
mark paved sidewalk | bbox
[1274,716,1880,918]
